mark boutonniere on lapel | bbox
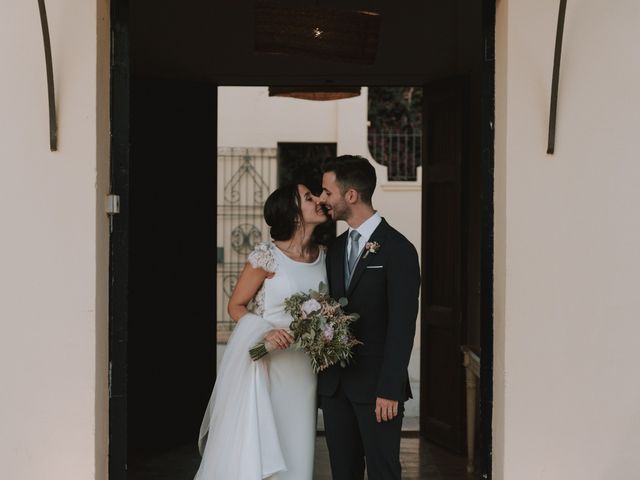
[363,241,381,259]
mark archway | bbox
[109,1,495,478]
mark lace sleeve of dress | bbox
[246,242,276,316]
[247,241,277,273]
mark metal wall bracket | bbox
[106,194,120,233]
[37,0,57,151]
[106,194,121,215]
[547,0,568,154]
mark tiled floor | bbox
[314,436,479,480]
[129,435,480,480]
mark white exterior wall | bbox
[494,1,640,478]
[3,1,639,477]
[0,1,110,480]
[217,87,422,417]
[217,86,422,263]
[218,87,338,147]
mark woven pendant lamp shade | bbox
[255,1,381,65]
[268,86,361,101]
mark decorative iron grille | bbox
[217,147,277,342]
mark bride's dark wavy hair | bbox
[264,184,302,241]
[263,184,333,245]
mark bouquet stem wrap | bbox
[248,341,275,361]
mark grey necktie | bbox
[347,230,362,274]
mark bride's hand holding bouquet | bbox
[249,281,362,373]
[264,328,294,350]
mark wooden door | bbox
[127,79,217,457]
[420,78,468,453]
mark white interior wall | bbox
[217,87,338,147]
[217,87,422,269]
[494,1,640,478]
[217,87,423,418]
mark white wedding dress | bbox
[194,241,327,480]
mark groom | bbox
[318,155,421,480]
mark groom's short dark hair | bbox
[322,155,376,205]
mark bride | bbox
[194,184,328,480]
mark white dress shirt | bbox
[346,211,382,263]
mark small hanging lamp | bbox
[254,1,381,65]
[268,86,361,101]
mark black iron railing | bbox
[368,130,422,181]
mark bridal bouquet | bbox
[249,282,362,373]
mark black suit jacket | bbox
[318,218,421,403]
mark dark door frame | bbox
[109,0,495,478]
[479,2,495,476]
[109,0,130,474]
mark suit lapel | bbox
[331,231,348,298]
[347,219,390,297]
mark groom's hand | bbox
[375,397,399,423]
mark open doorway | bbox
[110,1,495,479]
[214,86,424,437]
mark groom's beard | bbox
[328,202,350,222]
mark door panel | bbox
[420,78,467,453]
[128,79,217,456]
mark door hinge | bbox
[106,194,120,215]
